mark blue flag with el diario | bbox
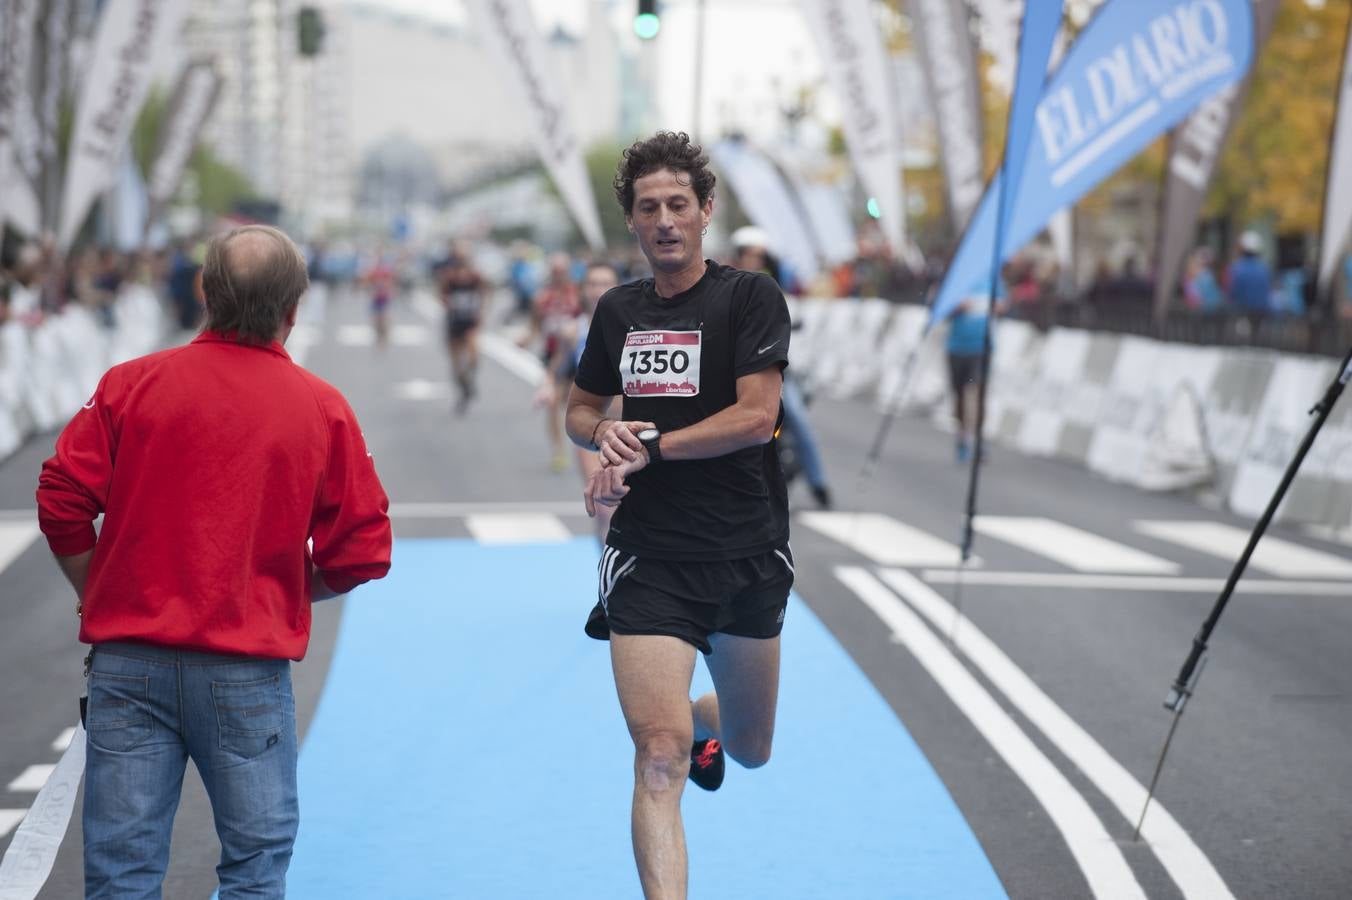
[927,0,1256,329]
[988,0,1064,279]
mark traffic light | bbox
[634,0,660,40]
[297,6,325,57]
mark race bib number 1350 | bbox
[621,330,701,397]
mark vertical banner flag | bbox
[36,0,74,230]
[799,0,907,256]
[1318,12,1352,299]
[1154,0,1279,317]
[57,0,190,251]
[465,0,604,252]
[710,139,822,284]
[0,0,44,234]
[990,1,1065,255]
[928,0,1256,328]
[910,0,985,231]
[146,60,221,233]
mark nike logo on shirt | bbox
[758,340,781,354]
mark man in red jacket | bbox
[36,224,392,900]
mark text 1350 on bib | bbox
[621,330,701,397]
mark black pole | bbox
[958,153,1017,563]
[1165,341,1352,710]
[1136,343,1352,839]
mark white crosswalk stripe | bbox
[7,765,55,793]
[1134,520,1352,579]
[0,810,24,839]
[0,521,39,576]
[465,513,571,545]
[797,512,972,566]
[976,516,1180,573]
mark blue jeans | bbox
[780,376,829,490]
[83,642,298,900]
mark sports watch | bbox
[637,427,662,463]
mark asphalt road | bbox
[1,285,1349,899]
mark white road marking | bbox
[919,570,1352,596]
[878,567,1234,900]
[7,765,55,793]
[977,516,1180,573]
[465,513,571,544]
[336,324,372,346]
[835,567,1146,900]
[1135,520,1352,579]
[798,512,973,567]
[388,501,583,518]
[0,810,24,838]
[393,379,452,401]
[0,521,40,575]
[412,291,443,322]
[51,728,76,753]
[337,323,427,347]
[479,333,545,386]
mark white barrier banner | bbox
[0,723,85,900]
[1318,14,1352,297]
[465,0,604,252]
[57,0,189,250]
[799,0,907,255]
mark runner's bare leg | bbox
[692,633,780,768]
[611,633,697,900]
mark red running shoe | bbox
[689,738,725,791]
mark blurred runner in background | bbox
[524,252,581,470]
[434,241,488,415]
[363,248,396,348]
[537,260,620,541]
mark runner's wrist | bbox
[590,418,610,450]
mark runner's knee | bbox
[634,731,691,792]
[724,733,772,769]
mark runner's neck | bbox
[653,259,708,300]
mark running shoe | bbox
[689,738,725,791]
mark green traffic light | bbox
[866,197,881,219]
[634,12,660,39]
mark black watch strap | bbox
[640,429,662,463]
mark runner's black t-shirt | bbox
[575,261,791,561]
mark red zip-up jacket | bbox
[36,331,392,660]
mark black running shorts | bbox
[585,544,794,655]
[948,353,985,390]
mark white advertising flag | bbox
[710,139,821,284]
[799,0,906,256]
[910,0,985,232]
[57,0,189,251]
[146,60,220,232]
[0,0,44,235]
[1318,15,1352,298]
[465,0,604,252]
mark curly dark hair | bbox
[613,131,716,215]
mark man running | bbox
[525,252,582,470]
[433,241,486,415]
[537,260,620,542]
[565,132,793,899]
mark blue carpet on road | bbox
[283,538,1006,899]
